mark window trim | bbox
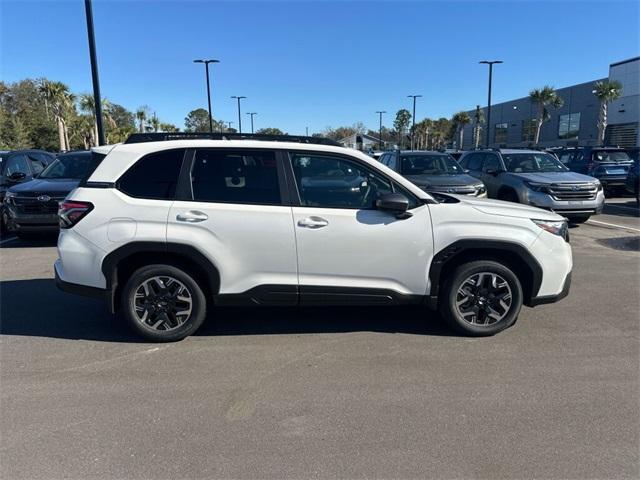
[177,147,289,207]
[284,150,421,211]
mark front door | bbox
[480,153,504,198]
[288,152,433,301]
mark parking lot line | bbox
[587,219,640,233]
[0,236,18,245]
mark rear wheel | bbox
[121,264,207,342]
[439,260,523,336]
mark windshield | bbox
[38,153,94,179]
[401,154,463,175]
[593,151,632,163]
[503,153,569,173]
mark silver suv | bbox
[459,149,605,223]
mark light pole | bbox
[246,112,257,133]
[407,95,422,150]
[193,59,219,133]
[306,126,309,136]
[375,111,386,150]
[227,121,234,131]
[84,0,105,145]
[479,60,503,147]
[231,96,246,133]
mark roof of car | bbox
[87,138,433,202]
[397,150,449,155]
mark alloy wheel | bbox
[455,272,513,326]
[132,276,193,331]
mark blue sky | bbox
[2,0,638,134]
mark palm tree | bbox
[135,106,149,133]
[472,105,484,148]
[452,111,471,149]
[529,86,564,145]
[149,112,160,132]
[38,80,75,151]
[593,80,622,145]
[78,94,115,146]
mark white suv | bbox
[55,133,573,341]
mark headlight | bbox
[4,191,17,202]
[524,181,550,193]
[475,185,486,195]
[532,219,568,239]
[595,182,603,192]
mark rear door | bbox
[287,151,432,300]
[167,148,297,298]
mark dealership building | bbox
[460,57,639,149]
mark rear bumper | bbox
[55,260,113,311]
[529,271,572,306]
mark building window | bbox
[558,113,580,139]
[494,123,508,144]
[522,119,537,142]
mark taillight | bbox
[58,201,93,229]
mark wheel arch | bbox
[497,185,519,201]
[428,240,542,308]
[102,242,220,313]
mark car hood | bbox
[451,194,564,221]
[404,173,481,187]
[7,178,80,194]
[510,171,597,184]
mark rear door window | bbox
[4,154,30,176]
[464,153,484,171]
[118,149,185,199]
[191,149,281,205]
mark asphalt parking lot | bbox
[1,198,639,479]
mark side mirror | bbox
[485,169,502,176]
[8,172,26,182]
[376,193,412,219]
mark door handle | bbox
[176,210,208,223]
[298,216,329,229]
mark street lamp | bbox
[231,96,246,133]
[246,112,257,133]
[375,111,386,151]
[193,59,220,133]
[84,0,105,145]
[479,60,503,147]
[407,95,422,150]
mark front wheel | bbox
[121,264,207,342]
[566,214,591,224]
[439,260,523,336]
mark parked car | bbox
[55,133,572,341]
[0,149,55,233]
[556,147,634,195]
[379,150,486,197]
[458,148,604,224]
[444,149,465,161]
[3,151,98,236]
[625,148,639,203]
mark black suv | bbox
[0,150,55,232]
[3,151,97,236]
[556,147,634,194]
[378,150,486,196]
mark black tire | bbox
[121,264,207,342]
[498,189,519,203]
[566,214,590,224]
[439,260,523,336]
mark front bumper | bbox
[4,204,59,232]
[522,189,605,215]
[529,271,572,306]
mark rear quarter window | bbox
[118,149,186,200]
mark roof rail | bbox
[124,132,341,146]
